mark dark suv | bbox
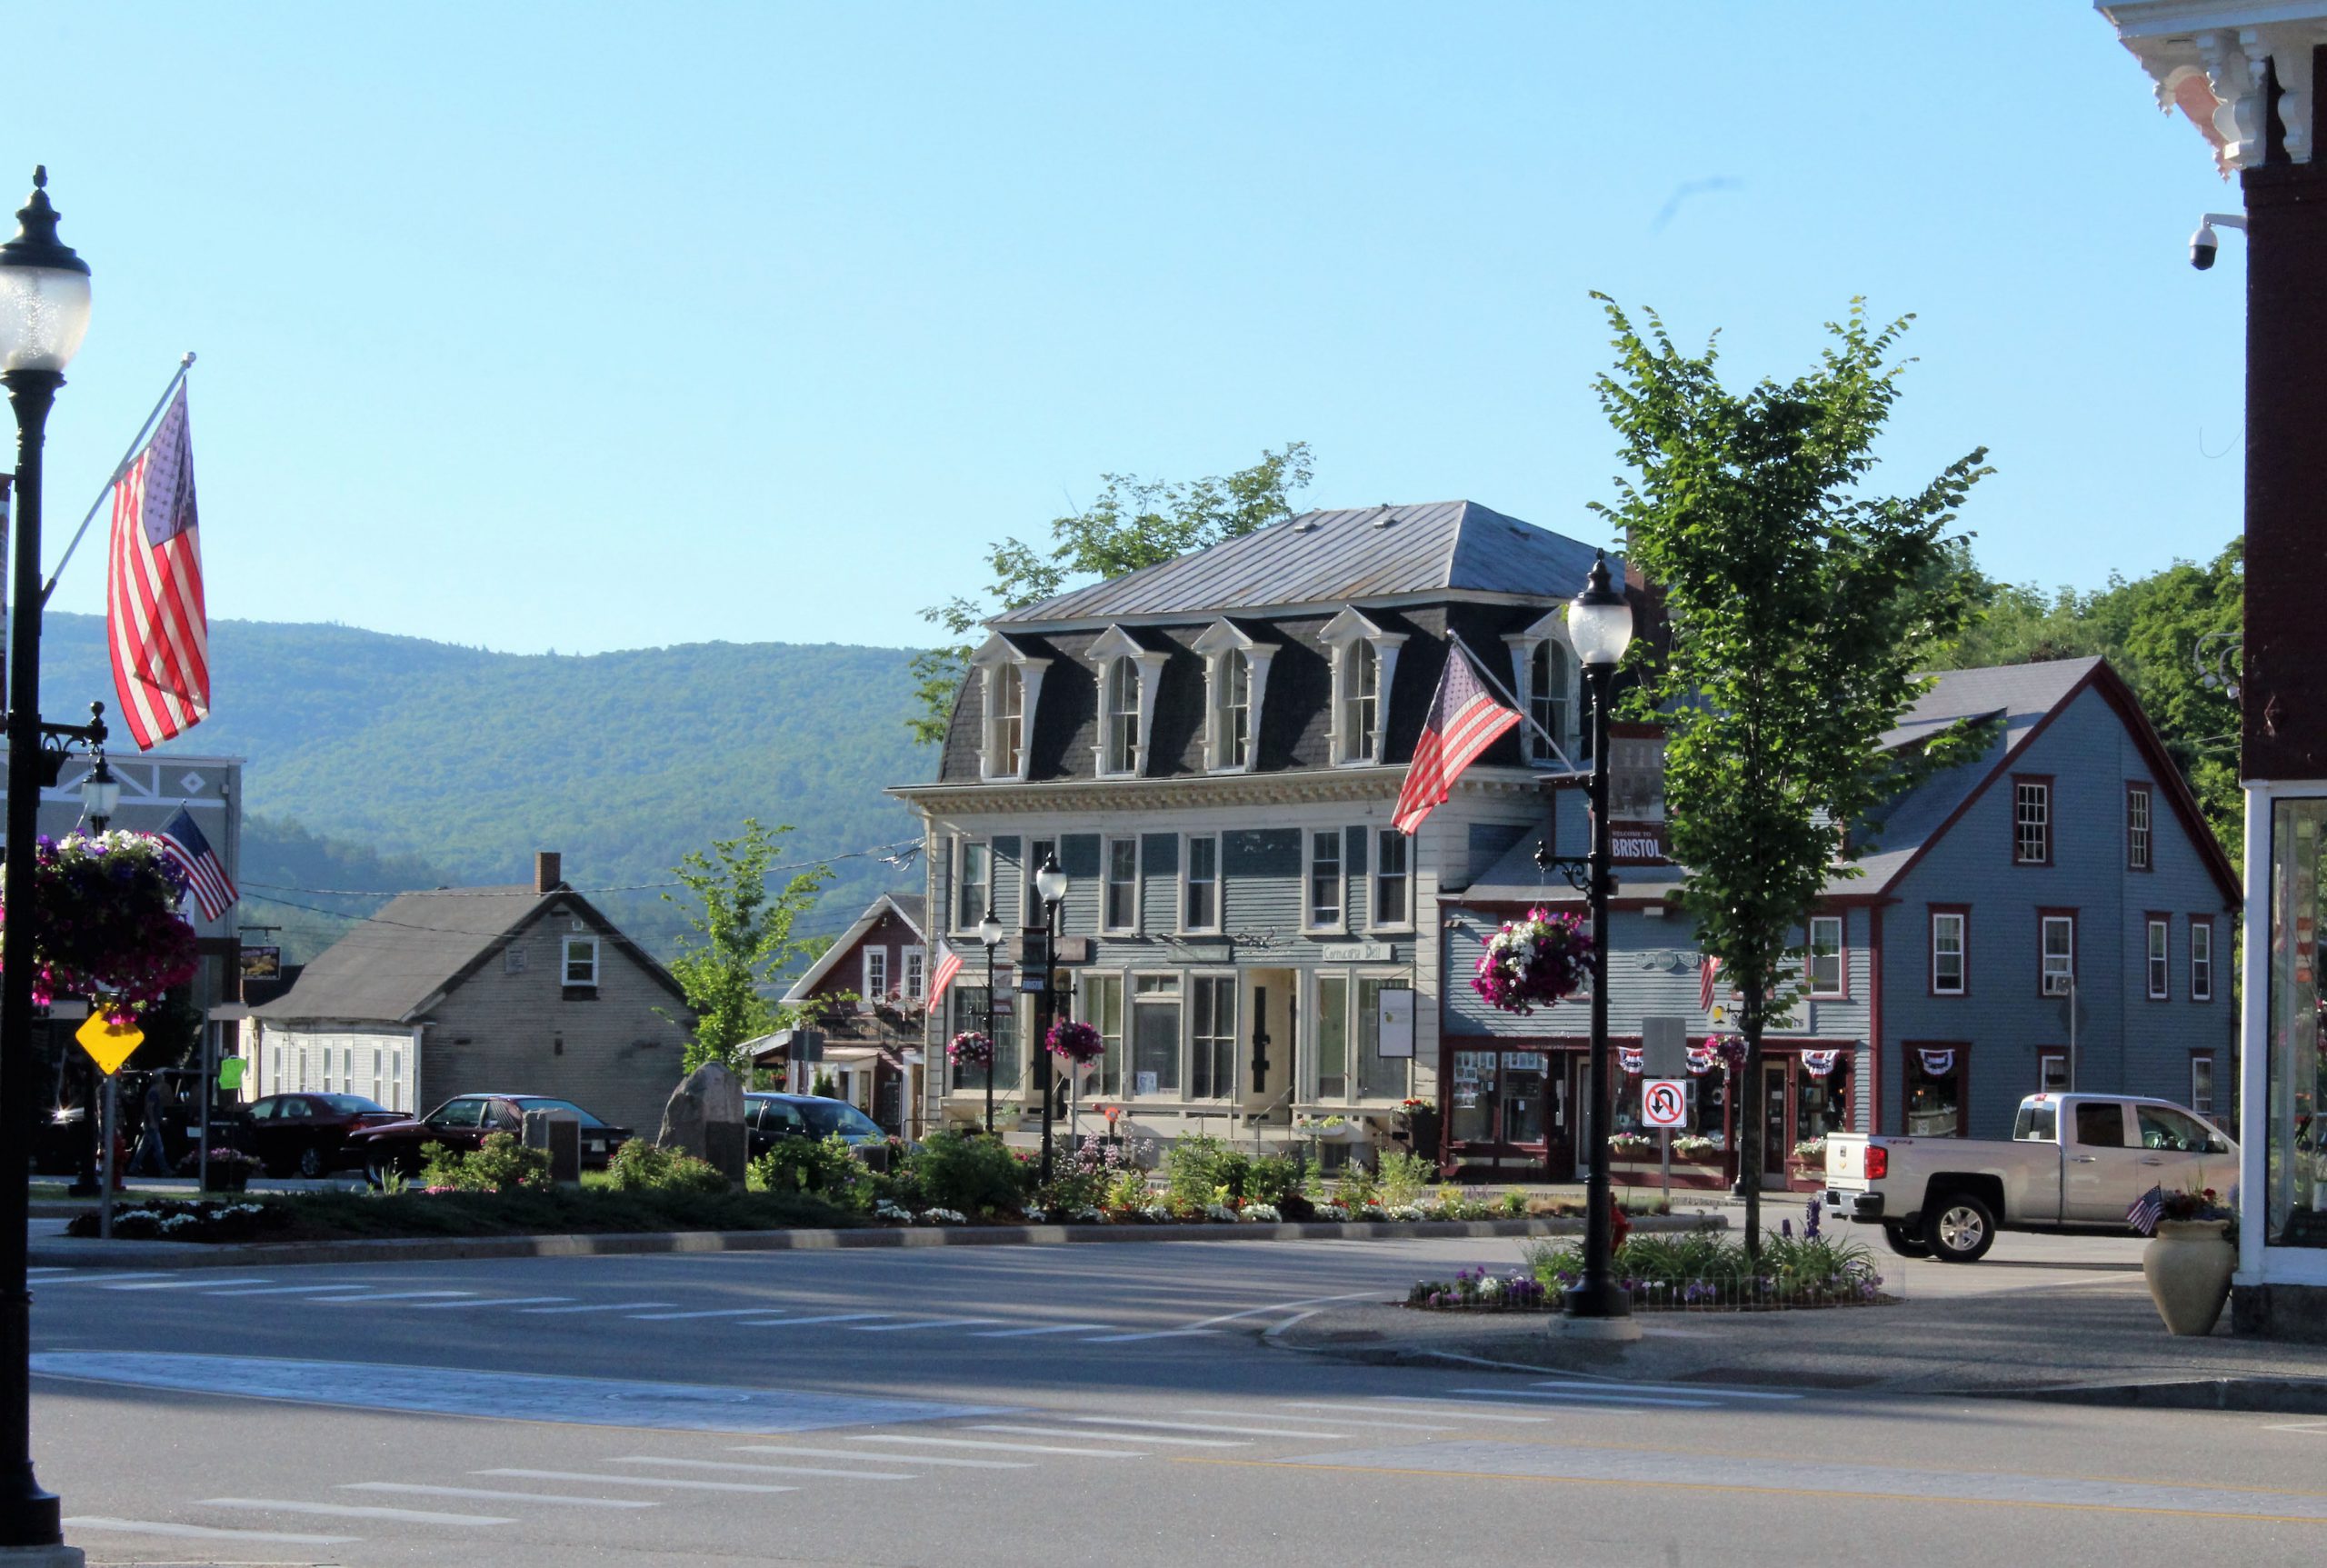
[744,1093,894,1163]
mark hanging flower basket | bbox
[945,1030,994,1068]
[1045,1019,1104,1065]
[1471,905,1593,1014]
[1,833,198,1019]
[1708,1034,1748,1074]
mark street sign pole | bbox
[98,1076,115,1242]
[75,1015,145,1240]
[197,1024,213,1194]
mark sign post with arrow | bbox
[75,1014,142,1241]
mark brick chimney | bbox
[534,852,563,894]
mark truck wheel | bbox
[1923,1193,1996,1263]
[1880,1223,1930,1259]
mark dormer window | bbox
[1322,608,1404,766]
[1504,609,1584,767]
[1104,657,1140,774]
[969,633,1051,784]
[1085,624,1170,780]
[1193,619,1277,774]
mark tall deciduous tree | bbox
[905,444,1313,743]
[663,819,833,1073]
[1592,298,1989,1253]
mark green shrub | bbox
[1520,1227,1881,1309]
[904,1129,1027,1217]
[1104,1167,1151,1212]
[751,1134,872,1210]
[1335,1165,1379,1212]
[1496,1188,1530,1217]
[604,1139,730,1194]
[1164,1134,1243,1211]
[1376,1150,1433,1209]
[1245,1154,1301,1207]
[424,1133,551,1193]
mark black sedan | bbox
[350,1094,633,1183]
[244,1093,407,1178]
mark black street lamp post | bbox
[1032,853,1067,1186]
[976,903,1004,1134]
[1553,550,1637,1330]
[0,165,94,1559]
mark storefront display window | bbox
[1904,1045,1963,1137]
[1797,1053,1851,1144]
[2268,800,2327,1246]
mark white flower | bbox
[1024,1206,1049,1223]
[919,1207,968,1225]
[1314,1203,1348,1220]
[1203,1203,1238,1223]
[874,1201,912,1222]
[1073,1206,1105,1222]
[1241,1203,1282,1223]
[1141,1203,1172,1221]
[1385,1204,1426,1222]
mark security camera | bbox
[2191,212,2246,272]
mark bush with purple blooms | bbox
[1407,1265,1551,1312]
[1044,1019,1104,1064]
[945,1030,994,1068]
[3,832,198,1019]
[1472,906,1593,1014]
[1519,1205,1887,1312]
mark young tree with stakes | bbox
[1590,296,1989,1254]
[662,818,833,1074]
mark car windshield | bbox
[511,1097,606,1128]
[799,1102,881,1139]
[319,1095,390,1115]
[2012,1103,2056,1143]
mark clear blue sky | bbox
[13,3,2242,656]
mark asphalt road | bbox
[26,1230,2326,1567]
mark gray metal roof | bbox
[994,501,1605,624]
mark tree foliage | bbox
[1923,539,2242,867]
[1592,297,1989,1253]
[662,819,833,1073]
[906,443,1314,742]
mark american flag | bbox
[1393,643,1521,834]
[106,385,209,750]
[926,948,964,1005]
[2126,1184,2164,1237]
[154,805,236,922]
[1699,954,1723,1012]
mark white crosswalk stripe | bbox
[971,1323,1113,1337]
[1239,1406,1457,1432]
[1529,1377,1802,1401]
[315,1291,478,1304]
[344,1483,654,1510]
[410,1295,573,1310]
[35,1272,169,1286]
[205,1283,385,1297]
[1079,1328,1218,1343]
[729,1443,1034,1470]
[478,1468,796,1495]
[971,1423,1245,1449]
[628,1307,780,1320]
[1065,1415,1348,1439]
[66,1515,358,1544]
[737,1312,892,1327]
[102,1276,270,1291]
[514,1301,675,1314]
[1285,1399,1556,1424]
[200,1496,512,1524]
[848,1435,1143,1458]
[612,1455,911,1481]
[848,1316,1004,1333]
[1445,1384,1720,1410]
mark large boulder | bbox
[656,1062,747,1184]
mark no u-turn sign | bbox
[1642,1078,1688,1129]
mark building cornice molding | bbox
[889,765,1552,816]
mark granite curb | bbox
[27,1210,1724,1272]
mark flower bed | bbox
[1408,1265,1552,1312]
[65,1198,288,1243]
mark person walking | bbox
[129,1072,171,1177]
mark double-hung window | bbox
[2014,778,2052,864]
[1183,834,1220,933]
[1807,915,1843,997]
[2040,913,2075,997]
[1191,975,1237,1100]
[1343,642,1379,763]
[2191,916,2214,1002]
[990,663,1023,776]
[1307,830,1344,929]
[1131,974,1182,1094]
[2127,784,2152,871]
[1080,973,1124,1095]
[1373,830,1410,928]
[1530,639,1573,762]
[1104,836,1139,933]
[902,946,926,1003]
[955,840,990,930]
[1104,658,1141,775]
[563,935,599,988]
[1220,654,1250,768]
[2146,916,2170,1001]
[2191,1054,2217,1115]
[863,948,890,1002]
[1931,908,1967,995]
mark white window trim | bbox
[2191,1054,2216,1115]
[1189,968,1240,1103]
[1808,914,1845,998]
[1127,969,1185,1100]
[1503,609,1582,768]
[1322,607,1405,766]
[1932,912,1967,996]
[563,934,601,988]
[2041,914,2075,996]
[902,945,927,1003]
[952,837,993,934]
[1102,834,1141,934]
[1304,828,1348,934]
[1305,966,1411,1104]
[1193,619,1275,774]
[1085,624,1170,779]
[864,947,891,1002]
[1180,831,1223,935]
[968,633,1051,784]
[1370,827,1414,933]
[2147,917,2171,1001]
[2191,917,2214,1002]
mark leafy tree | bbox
[1592,297,1989,1254]
[906,444,1314,742]
[662,819,833,1073]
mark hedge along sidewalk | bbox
[26,1212,1725,1273]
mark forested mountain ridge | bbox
[35,614,933,960]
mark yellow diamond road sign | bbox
[75,1014,143,1076]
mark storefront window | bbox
[1796,1057,1851,1144]
[1356,977,1407,1098]
[2268,800,2327,1245]
[950,986,1019,1094]
[1130,974,1181,1095]
[1316,977,1349,1099]
[1904,1046,1963,1137]
[1080,974,1124,1097]
[1449,1050,1493,1143]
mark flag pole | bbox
[1446,627,1579,771]
[40,350,195,604]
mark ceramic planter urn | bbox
[2142,1219,2235,1336]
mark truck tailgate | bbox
[1825,1134,1873,1185]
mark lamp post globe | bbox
[0,163,88,1555]
[1567,549,1634,671]
[1034,854,1067,907]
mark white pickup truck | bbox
[1820,1093,2236,1263]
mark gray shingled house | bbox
[245,853,694,1134]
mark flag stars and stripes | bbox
[153,805,236,921]
[106,385,208,751]
[1393,642,1523,834]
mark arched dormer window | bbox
[1322,608,1405,766]
[1084,625,1170,780]
[1192,619,1277,774]
[1503,610,1584,768]
[969,632,1051,783]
